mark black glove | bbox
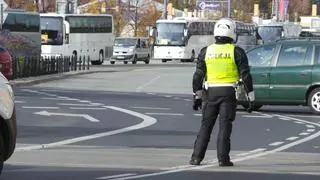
[193,96,202,111]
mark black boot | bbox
[189,158,201,165]
[218,161,234,167]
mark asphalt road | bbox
[2,62,320,180]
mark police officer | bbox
[190,18,255,167]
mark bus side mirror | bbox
[63,21,70,44]
[64,21,70,35]
[149,28,154,37]
[184,29,188,37]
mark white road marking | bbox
[289,114,320,118]
[279,117,291,121]
[286,136,299,141]
[307,129,315,132]
[96,173,137,180]
[22,106,60,109]
[14,101,25,103]
[33,111,100,122]
[41,97,79,101]
[183,99,192,101]
[57,103,99,106]
[236,148,266,156]
[306,125,315,128]
[242,114,272,118]
[79,100,91,103]
[164,95,172,98]
[135,75,161,92]
[111,114,320,180]
[299,132,310,136]
[131,106,170,110]
[69,107,106,110]
[193,114,202,116]
[294,121,305,124]
[268,141,284,146]
[16,106,157,151]
[145,113,184,116]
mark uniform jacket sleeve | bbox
[234,46,254,92]
[192,47,207,93]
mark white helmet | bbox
[214,18,236,41]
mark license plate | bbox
[117,56,125,59]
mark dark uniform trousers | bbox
[191,86,237,162]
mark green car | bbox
[238,38,320,114]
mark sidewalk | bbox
[9,69,99,87]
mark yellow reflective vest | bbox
[205,44,239,85]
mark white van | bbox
[110,37,151,64]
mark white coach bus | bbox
[40,13,114,65]
[151,17,258,63]
[151,17,216,63]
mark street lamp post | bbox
[227,0,231,17]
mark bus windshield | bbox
[114,38,137,47]
[257,26,283,42]
[155,23,185,46]
[40,17,63,45]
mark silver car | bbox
[0,72,16,175]
[110,37,151,64]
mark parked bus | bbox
[256,22,302,44]
[40,13,114,65]
[0,9,41,58]
[151,17,258,63]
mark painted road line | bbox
[242,115,272,118]
[289,114,320,118]
[279,117,291,121]
[135,75,161,92]
[33,111,100,122]
[286,136,299,141]
[16,106,157,151]
[79,100,91,103]
[145,113,184,116]
[306,125,315,128]
[57,103,100,106]
[294,121,305,124]
[41,97,80,101]
[14,100,25,103]
[96,173,137,180]
[131,106,170,110]
[111,113,320,180]
[236,148,266,156]
[69,107,107,110]
[193,114,202,116]
[307,129,315,132]
[299,132,310,136]
[164,95,172,98]
[22,106,60,109]
[183,99,192,101]
[269,141,284,146]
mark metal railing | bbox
[11,55,90,80]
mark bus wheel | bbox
[180,59,185,62]
[124,61,128,64]
[110,61,115,65]
[162,59,167,63]
[132,55,137,64]
[97,51,104,65]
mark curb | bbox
[9,70,117,87]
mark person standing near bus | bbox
[190,18,254,167]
